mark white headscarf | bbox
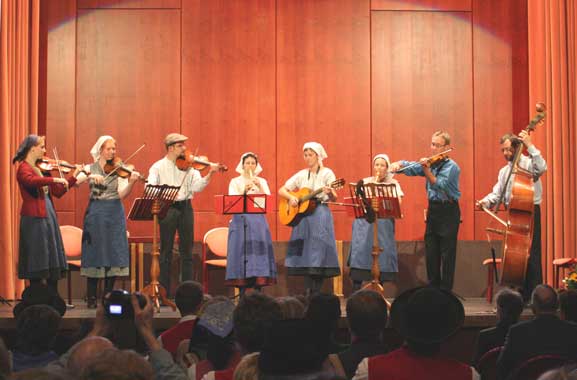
[90,135,114,161]
[302,142,328,164]
[373,153,394,182]
[235,152,263,175]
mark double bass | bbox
[480,103,546,287]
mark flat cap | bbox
[164,133,188,146]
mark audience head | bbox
[258,319,327,379]
[346,289,388,342]
[197,297,236,370]
[306,292,341,327]
[559,289,577,323]
[67,337,115,375]
[276,296,305,319]
[15,304,61,354]
[174,281,203,316]
[531,284,559,315]
[0,337,10,380]
[391,286,464,356]
[537,364,577,380]
[234,292,282,353]
[495,288,524,326]
[233,352,260,380]
[80,349,154,380]
[13,283,66,317]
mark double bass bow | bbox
[479,103,546,287]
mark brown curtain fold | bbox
[529,0,577,285]
[0,0,40,299]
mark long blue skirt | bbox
[225,214,276,287]
[348,218,398,282]
[285,205,340,278]
[18,195,67,280]
[81,199,129,270]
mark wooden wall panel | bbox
[472,0,528,239]
[78,0,180,9]
[75,8,181,236]
[276,0,371,240]
[371,0,471,11]
[42,0,77,213]
[371,11,474,240]
[181,0,277,240]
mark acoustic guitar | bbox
[278,178,345,226]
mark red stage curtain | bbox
[0,0,40,299]
[529,0,577,284]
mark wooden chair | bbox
[553,258,577,289]
[483,258,502,303]
[477,346,503,380]
[60,225,83,306]
[201,227,229,294]
[508,355,574,380]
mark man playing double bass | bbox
[477,130,547,302]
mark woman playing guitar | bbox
[278,142,342,296]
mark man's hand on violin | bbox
[518,130,533,148]
[419,157,431,168]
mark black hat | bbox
[258,319,326,375]
[13,283,66,318]
[390,286,464,344]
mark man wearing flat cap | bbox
[147,133,218,297]
[353,286,479,380]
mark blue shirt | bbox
[400,159,461,201]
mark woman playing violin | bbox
[389,130,461,290]
[348,154,404,292]
[147,133,219,297]
[75,135,141,308]
[12,135,81,295]
[225,152,277,294]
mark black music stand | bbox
[348,182,402,302]
[128,184,180,312]
[214,194,268,291]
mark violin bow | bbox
[103,143,146,180]
[52,147,67,189]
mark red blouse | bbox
[16,161,77,217]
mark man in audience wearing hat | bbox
[148,133,219,297]
[353,286,479,380]
[496,285,577,380]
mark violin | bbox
[103,157,146,181]
[394,148,453,173]
[36,157,78,174]
[176,150,228,172]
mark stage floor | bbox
[0,296,533,331]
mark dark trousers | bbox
[425,201,460,290]
[523,205,543,300]
[159,200,194,296]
